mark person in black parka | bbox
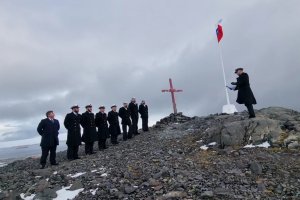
[64,105,82,160]
[107,105,121,144]
[95,105,109,150]
[119,102,132,140]
[37,110,60,169]
[231,68,257,118]
[128,97,140,135]
[81,104,98,155]
[139,100,149,132]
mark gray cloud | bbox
[0,0,299,141]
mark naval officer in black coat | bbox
[139,100,149,132]
[231,68,257,118]
[119,102,132,140]
[107,104,121,144]
[64,105,82,160]
[81,104,98,155]
[95,105,109,150]
[37,110,60,169]
[128,97,140,135]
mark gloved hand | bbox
[231,82,237,85]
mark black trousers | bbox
[40,146,57,165]
[122,124,132,140]
[85,142,94,154]
[245,104,256,117]
[131,117,139,135]
[142,117,149,131]
[98,139,107,149]
[67,145,79,160]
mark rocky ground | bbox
[0,107,300,200]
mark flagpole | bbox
[218,42,230,105]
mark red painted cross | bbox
[162,78,183,114]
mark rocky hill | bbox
[0,107,299,199]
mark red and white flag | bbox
[216,19,223,43]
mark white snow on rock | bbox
[67,172,86,178]
[208,142,217,146]
[100,173,108,177]
[20,193,35,200]
[200,142,217,150]
[91,169,97,173]
[244,141,270,148]
[90,188,98,195]
[54,185,84,200]
[200,145,209,150]
[53,171,58,175]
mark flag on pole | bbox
[216,19,223,43]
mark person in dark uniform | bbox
[95,105,109,150]
[231,68,257,118]
[107,105,121,144]
[64,105,82,160]
[128,97,139,135]
[37,111,60,169]
[81,104,98,155]
[119,102,132,140]
[139,100,149,131]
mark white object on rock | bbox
[222,104,238,114]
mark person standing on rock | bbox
[107,105,121,144]
[37,111,60,169]
[119,102,132,140]
[231,68,257,118]
[129,97,140,135]
[81,104,98,155]
[139,100,149,132]
[95,105,109,150]
[64,105,82,161]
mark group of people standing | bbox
[37,97,149,169]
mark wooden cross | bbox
[162,78,183,114]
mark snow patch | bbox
[90,188,98,195]
[54,185,84,200]
[100,173,108,177]
[244,141,270,148]
[200,142,217,150]
[208,142,217,146]
[91,169,97,173]
[67,172,86,178]
[53,171,58,175]
[20,193,35,200]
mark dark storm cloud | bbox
[0,0,299,141]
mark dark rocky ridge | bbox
[0,107,299,199]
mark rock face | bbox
[0,107,299,200]
[175,107,300,149]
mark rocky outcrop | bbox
[156,107,300,149]
[204,107,300,148]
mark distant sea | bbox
[0,134,68,167]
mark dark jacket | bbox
[64,112,82,146]
[234,73,257,105]
[95,112,109,140]
[128,102,139,119]
[37,118,60,147]
[139,104,149,119]
[118,107,132,125]
[81,111,98,143]
[107,111,121,135]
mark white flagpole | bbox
[218,42,230,105]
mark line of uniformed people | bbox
[37,97,148,169]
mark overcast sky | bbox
[0,0,299,142]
